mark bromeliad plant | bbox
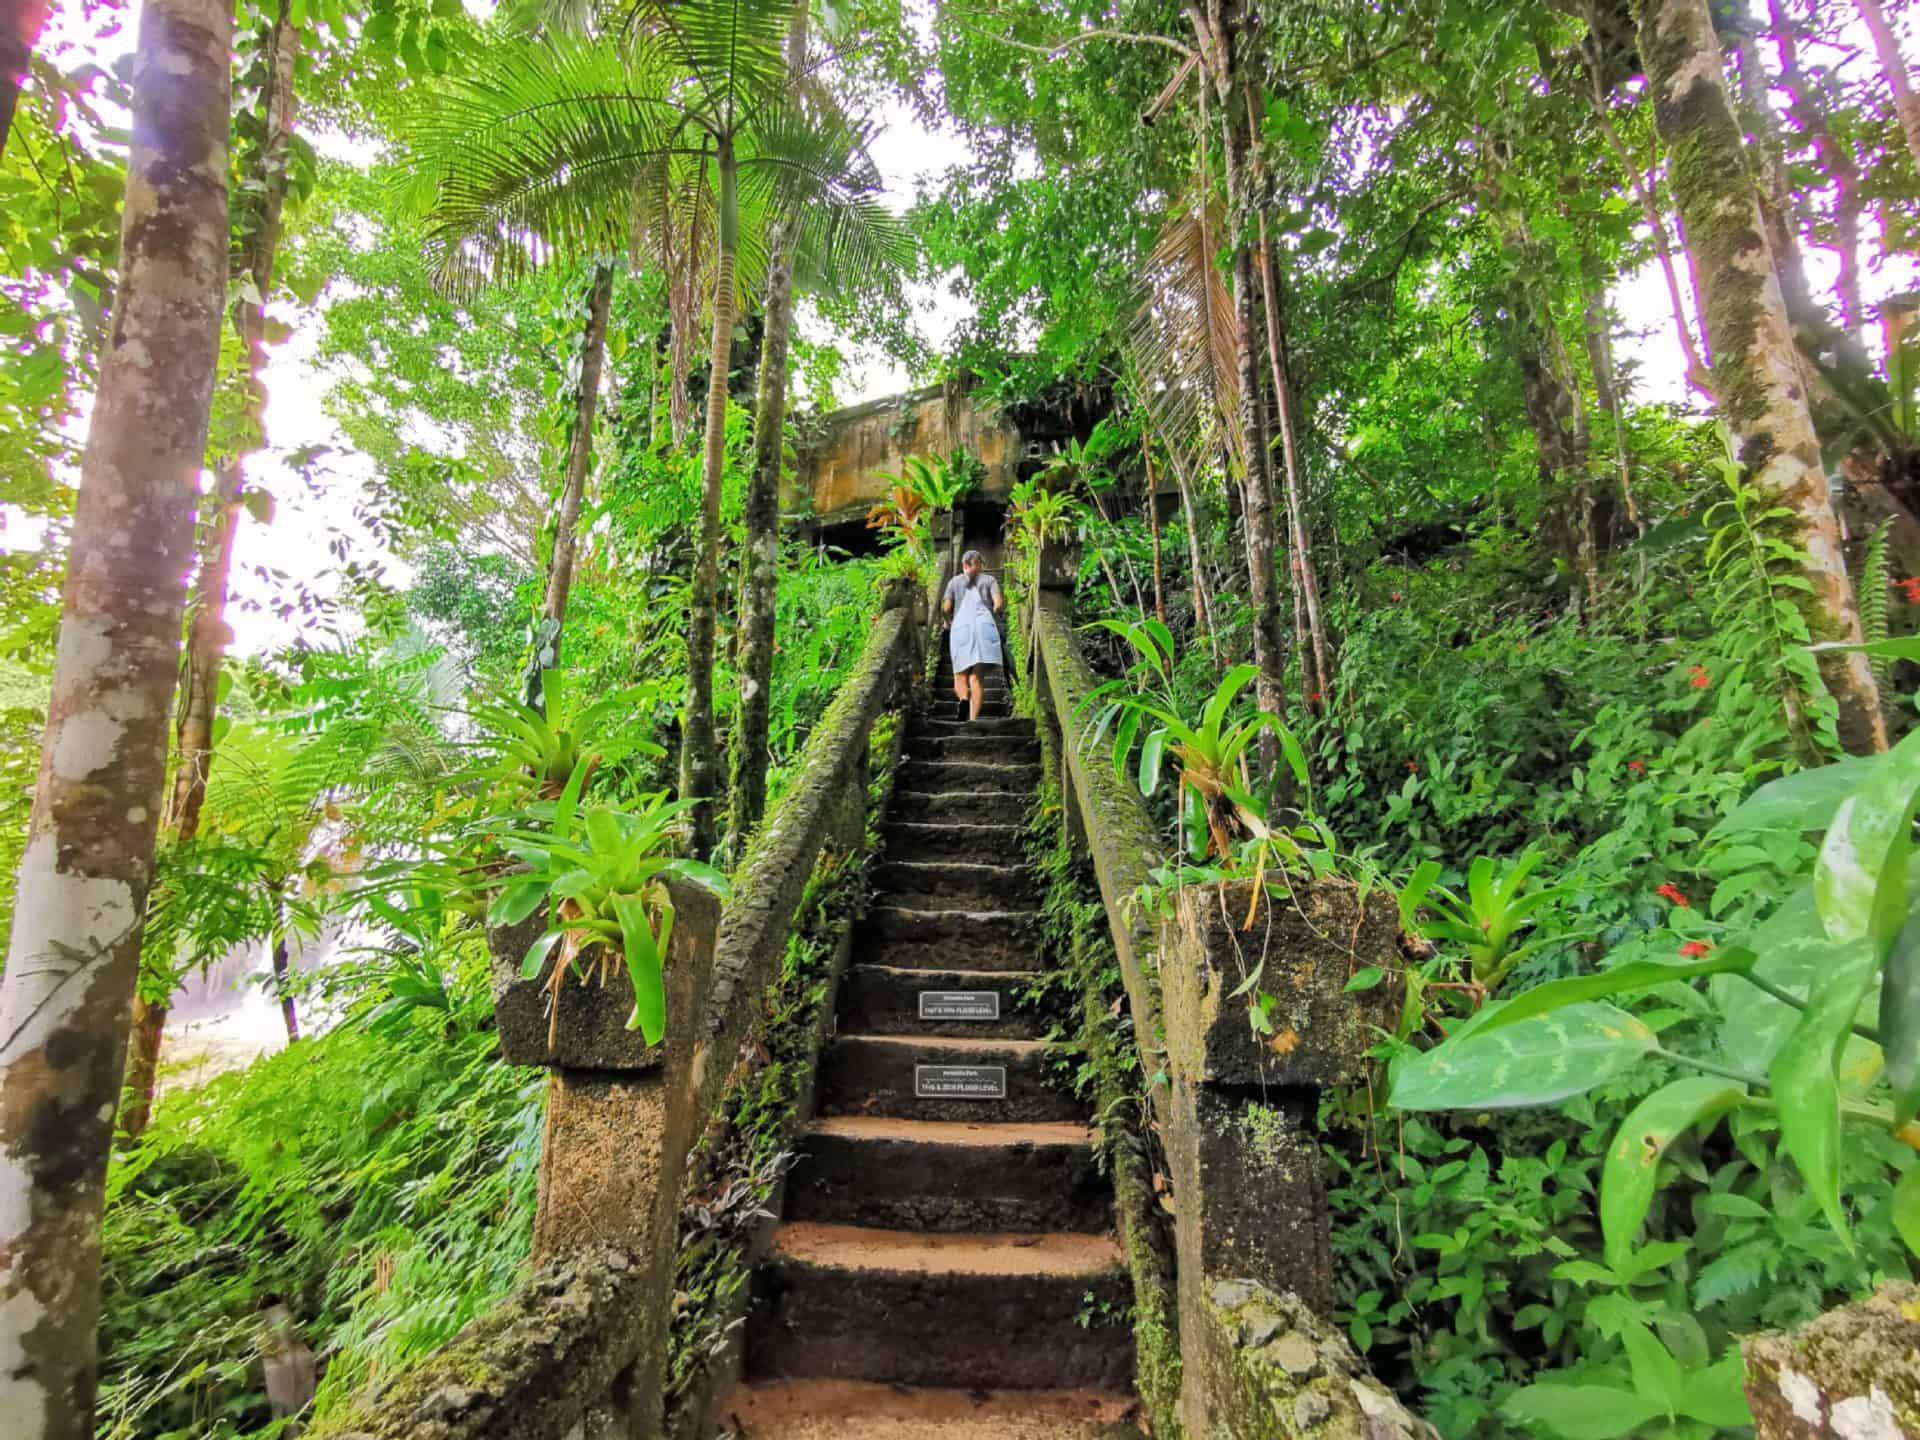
[486,761,728,1048]
[1398,849,1588,1002]
[471,668,665,800]
[1389,726,1920,1285]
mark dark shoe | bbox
[954,698,969,722]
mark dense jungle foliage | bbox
[5,0,1920,1436]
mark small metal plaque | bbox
[919,990,1001,1022]
[915,1064,1007,1099]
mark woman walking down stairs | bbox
[721,642,1141,1437]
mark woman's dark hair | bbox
[962,549,985,588]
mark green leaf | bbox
[1678,1355,1752,1427]
[1813,726,1920,957]
[1501,1383,1665,1439]
[1812,635,1920,662]
[1769,937,1880,1245]
[519,929,561,980]
[1477,948,1757,1036]
[1400,860,1441,931]
[1885,914,1920,1127]
[612,894,667,1046]
[1138,727,1168,796]
[1893,1164,1920,1258]
[1707,755,1889,844]
[661,857,731,897]
[1389,1002,1658,1111]
[1344,966,1385,993]
[585,806,624,857]
[488,874,549,927]
[1620,1323,1684,1418]
[1601,1078,1746,1273]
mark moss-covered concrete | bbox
[1743,1282,1920,1438]
[1191,1281,1438,1440]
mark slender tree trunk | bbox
[727,3,806,857]
[1731,25,1822,347]
[1210,2,1289,752]
[1583,274,1641,534]
[1166,440,1221,665]
[0,0,228,1430]
[1769,0,1867,339]
[1855,0,1920,176]
[0,0,47,161]
[270,927,298,1044]
[1142,433,1167,627]
[1583,25,1715,399]
[121,7,301,1141]
[681,142,735,859]
[539,265,614,635]
[1254,203,1332,704]
[1639,0,1886,752]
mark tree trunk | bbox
[0,0,48,160]
[271,931,298,1044]
[0,0,228,1432]
[1855,0,1920,177]
[1638,0,1887,752]
[1211,2,1289,751]
[1730,23,1822,354]
[1583,274,1641,534]
[1142,432,1167,627]
[1769,0,1867,339]
[726,3,805,858]
[1255,201,1332,705]
[681,141,736,860]
[1166,438,1221,665]
[539,264,614,636]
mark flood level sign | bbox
[919,990,1001,1021]
[915,1064,1007,1099]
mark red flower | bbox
[1308,691,1324,703]
[1688,664,1710,690]
[1679,940,1712,958]
[1627,759,1646,773]
[1656,883,1691,908]
[1900,577,1920,603]
[1391,591,1403,602]
[1406,761,1419,773]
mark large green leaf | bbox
[1679,1355,1752,1427]
[1891,1163,1920,1258]
[612,893,668,1046]
[1813,726,1920,957]
[1600,1078,1746,1273]
[1885,914,1920,1127]
[1501,1384,1665,1440]
[1390,1002,1658,1111]
[488,874,549,927]
[1768,936,1879,1245]
[1706,755,1887,844]
[1480,948,1756,1037]
[1714,885,1883,1079]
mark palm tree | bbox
[403,0,904,856]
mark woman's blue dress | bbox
[947,574,1003,672]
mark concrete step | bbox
[719,1380,1136,1438]
[909,715,1035,740]
[874,859,1037,912]
[899,759,1040,793]
[907,733,1041,765]
[856,906,1041,973]
[785,1117,1109,1233]
[838,964,1043,1039]
[883,820,1026,864]
[747,1224,1135,1391]
[819,1035,1079,1123]
[889,789,1030,826]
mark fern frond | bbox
[1861,518,1894,687]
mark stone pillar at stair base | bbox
[1156,878,1403,1437]
[1741,1282,1920,1437]
[488,878,724,1439]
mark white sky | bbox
[9,2,1917,658]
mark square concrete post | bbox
[1156,878,1402,1437]
[488,878,724,1439]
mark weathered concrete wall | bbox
[1743,1282,1920,1437]
[786,380,1026,526]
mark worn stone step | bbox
[719,1380,1136,1439]
[910,714,1035,740]
[747,1224,1135,1390]
[819,1034,1079,1123]
[907,733,1041,765]
[874,859,1037,912]
[898,759,1040,792]
[883,820,1026,864]
[857,906,1041,973]
[889,789,1030,826]
[838,964,1043,1039]
[785,1117,1108,1233]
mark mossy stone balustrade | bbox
[314,577,925,1440]
[1026,549,1411,1439]
[1741,1282,1920,1438]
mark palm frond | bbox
[1124,186,1244,471]
[622,0,794,127]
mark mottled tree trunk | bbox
[0,0,47,160]
[726,3,805,858]
[680,143,736,860]
[0,0,229,1431]
[1638,0,1887,752]
[1855,0,1920,177]
[1730,23,1822,356]
[1210,1,1289,755]
[1769,0,1866,339]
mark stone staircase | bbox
[723,649,1138,1437]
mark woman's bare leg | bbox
[967,670,984,720]
[953,668,968,702]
